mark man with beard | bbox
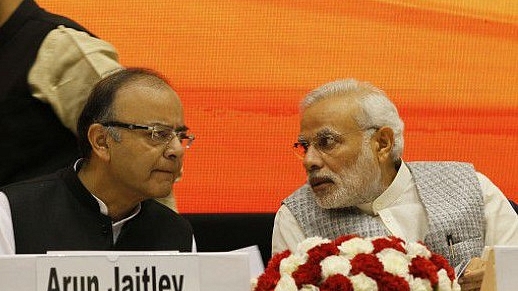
[0,68,195,254]
[272,79,518,291]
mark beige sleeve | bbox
[28,25,122,134]
[478,172,518,246]
[272,204,306,255]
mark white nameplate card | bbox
[493,246,518,291]
[0,252,250,291]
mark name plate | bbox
[38,254,197,291]
[494,246,518,291]
[0,252,250,291]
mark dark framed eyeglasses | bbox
[101,121,195,148]
[293,127,378,159]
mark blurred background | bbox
[39,0,518,213]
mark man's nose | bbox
[164,136,185,160]
[302,145,324,172]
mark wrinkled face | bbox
[106,81,186,200]
[299,96,383,208]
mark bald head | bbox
[77,68,178,159]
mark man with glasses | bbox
[272,79,518,291]
[0,68,195,254]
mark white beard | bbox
[313,141,383,209]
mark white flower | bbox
[436,269,461,291]
[451,280,461,291]
[274,275,298,291]
[254,236,460,291]
[320,255,351,279]
[279,254,306,276]
[350,273,378,291]
[376,248,410,276]
[408,277,433,291]
[338,237,374,258]
[297,236,331,254]
[250,277,258,290]
[406,241,432,259]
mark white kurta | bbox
[272,162,518,254]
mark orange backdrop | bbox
[38,0,518,213]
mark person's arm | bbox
[0,192,15,254]
[28,25,122,134]
[478,172,518,245]
[458,172,518,290]
[271,204,305,255]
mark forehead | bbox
[113,80,184,125]
[300,95,360,135]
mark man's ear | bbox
[374,126,394,163]
[88,123,111,161]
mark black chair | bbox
[183,213,275,266]
[509,199,518,215]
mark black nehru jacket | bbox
[1,167,193,254]
[0,0,90,186]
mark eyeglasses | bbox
[293,127,378,159]
[101,121,195,148]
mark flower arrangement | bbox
[253,235,460,291]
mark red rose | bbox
[292,261,322,288]
[254,270,280,291]
[307,242,340,264]
[320,274,353,291]
[389,236,405,245]
[350,253,385,279]
[254,250,290,291]
[409,256,439,286]
[267,249,291,271]
[378,272,410,291]
[255,235,459,291]
[430,253,456,281]
[372,237,406,254]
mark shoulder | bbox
[0,171,72,217]
[406,161,477,177]
[31,25,119,82]
[282,184,320,215]
[33,5,89,33]
[286,184,311,198]
[407,161,474,169]
[283,184,312,203]
[41,25,118,57]
[1,171,64,200]
[15,0,88,33]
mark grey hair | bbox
[96,106,122,142]
[78,68,173,159]
[301,79,405,162]
[105,127,122,142]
